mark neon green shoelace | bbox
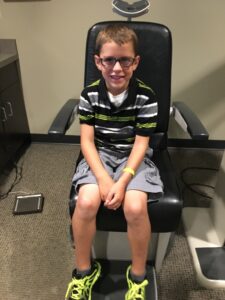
[126,278,149,300]
[65,262,101,300]
[65,277,88,299]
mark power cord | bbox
[180,166,219,200]
[0,162,23,200]
[0,146,31,201]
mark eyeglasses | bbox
[99,56,135,68]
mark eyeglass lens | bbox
[100,57,134,68]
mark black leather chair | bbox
[49,21,208,299]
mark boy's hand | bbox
[98,175,115,201]
[104,181,126,210]
[104,169,134,210]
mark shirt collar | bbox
[99,76,137,109]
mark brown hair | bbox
[95,23,138,55]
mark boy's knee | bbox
[124,191,148,222]
[77,196,95,210]
[75,194,100,219]
[124,201,147,223]
[74,204,96,222]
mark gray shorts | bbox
[72,148,164,202]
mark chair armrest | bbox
[172,101,209,140]
[48,98,79,135]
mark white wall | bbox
[0,0,225,139]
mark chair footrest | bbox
[196,247,225,281]
[92,259,158,299]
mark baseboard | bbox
[31,133,80,144]
[168,138,225,149]
[31,134,225,149]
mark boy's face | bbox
[95,41,140,96]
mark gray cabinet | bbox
[0,60,30,172]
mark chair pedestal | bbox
[92,259,157,300]
[92,231,173,273]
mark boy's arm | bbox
[120,134,149,185]
[80,124,114,200]
[105,135,149,209]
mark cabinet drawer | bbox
[0,61,18,92]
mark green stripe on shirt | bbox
[136,122,157,129]
[79,114,94,121]
[95,114,136,122]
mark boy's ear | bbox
[94,55,102,71]
[133,55,140,71]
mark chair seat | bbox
[69,149,182,233]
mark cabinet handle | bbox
[6,101,13,117]
[1,107,7,122]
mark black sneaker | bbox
[65,261,101,300]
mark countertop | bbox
[0,52,18,68]
[0,39,18,68]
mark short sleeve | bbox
[135,90,158,137]
[78,90,95,126]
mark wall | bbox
[0,0,225,139]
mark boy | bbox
[65,23,163,300]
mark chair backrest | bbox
[84,21,172,150]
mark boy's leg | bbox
[123,190,150,299]
[124,190,151,275]
[65,184,101,300]
[72,183,101,270]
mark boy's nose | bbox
[113,61,123,70]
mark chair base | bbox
[92,259,158,299]
[183,152,225,289]
[183,207,225,289]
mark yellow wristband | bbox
[123,167,135,176]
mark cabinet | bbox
[0,120,5,171]
[0,60,30,172]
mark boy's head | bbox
[94,24,140,96]
[95,23,138,56]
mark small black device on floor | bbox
[13,193,44,215]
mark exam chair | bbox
[49,21,209,299]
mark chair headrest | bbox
[112,0,150,19]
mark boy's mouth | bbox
[110,75,125,80]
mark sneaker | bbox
[65,261,101,300]
[125,265,149,300]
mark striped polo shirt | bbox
[78,77,158,154]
